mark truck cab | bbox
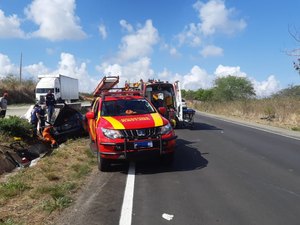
[35,77,61,103]
[35,74,79,104]
[85,76,177,171]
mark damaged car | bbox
[46,103,87,144]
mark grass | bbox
[190,97,300,131]
[0,137,97,225]
[0,171,32,203]
[0,218,24,225]
[42,196,73,213]
[292,127,300,131]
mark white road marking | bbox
[119,162,135,225]
[162,213,174,221]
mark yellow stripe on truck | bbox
[103,116,125,129]
[151,113,164,127]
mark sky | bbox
[0,0,299,97]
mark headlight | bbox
[160,123,172,135]
[101,128,123,139]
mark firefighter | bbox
[152,93,164,109]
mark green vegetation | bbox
[0,74,36,104]
[39,182,76,213]
[0,116,33,139]
[213,76,255,101]
[0,138,97,224]
[182,76,256,101]
[273,85,300,97]
[0,218,23,225]
[0,172,31,200]
[182,76,299,131]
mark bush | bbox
[0,74,36,104]
[0,116,33,138]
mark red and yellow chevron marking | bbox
[150,113,164,127]
[101,113,164,130]
[103,116,125,129]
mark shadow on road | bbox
[183,121,222,131]
[134,138,208,175]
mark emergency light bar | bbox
[101,89,142,100]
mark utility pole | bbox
[19,52,22,83]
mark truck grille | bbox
[121,127,160,140]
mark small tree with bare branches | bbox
[289,25,300,75]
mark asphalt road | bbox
[6,105,32,117]
[50,111,300,225]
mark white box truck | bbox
[35,74,79,103]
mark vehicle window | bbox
[101,99,156,116]
[36,88,55,93]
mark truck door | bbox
[174,81,183,122]
[88,97,100,142]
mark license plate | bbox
[134,141,153,149]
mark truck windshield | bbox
[101,99,156,116]
[36,88,55,94]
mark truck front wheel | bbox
[97,151,110,172]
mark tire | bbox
[175,116,182,129]
[97,151,110,172]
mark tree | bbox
[194,89,214,101]
[288,25,300,76]
[273,84,300,97]
[213,76,255,101]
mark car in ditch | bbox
[85,82,177,171]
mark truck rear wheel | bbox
[97,151,110,172]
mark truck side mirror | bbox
[86,111,95,119]
[158,107,166,115]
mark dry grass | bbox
[190,97,300,130]
[0,137,96,225]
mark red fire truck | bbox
[85,76,177,171]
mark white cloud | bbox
[182,66,213,90]
[24,62,49,77]
[177,23,202,47]
[0,9,25,38]
[116,19,159,63]
[96,57,155,87]
[251,75,281,98]
[0,53,18,76]
[169,47,180,57]
[214,65,247,78]
[0,53,48,80]
[214,65,281,97]
[98,23,107,40]
[53,53,97,92]
[193,0,246,36]
[120,19,133,32]
[161,43,180,57]
[201,45,223,57]
[24,0,86,41]
[176,0,246,48]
